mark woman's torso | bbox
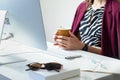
[79,5,104,47]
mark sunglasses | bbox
[26,62,62,72]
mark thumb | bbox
[69,31,76,38]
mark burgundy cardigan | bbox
[71,0,120,59]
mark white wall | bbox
[40,0,83,42]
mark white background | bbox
[40,0,84,42]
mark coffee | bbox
[56,29,70,37]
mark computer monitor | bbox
[0,0,47,50]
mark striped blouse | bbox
[79,6,104,47]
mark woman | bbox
[54,0,120,59]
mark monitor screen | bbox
[0,0,47,50]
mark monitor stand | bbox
[0,10,8,50]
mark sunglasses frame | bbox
[26,62,62,72]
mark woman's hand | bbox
[54,31,84,50]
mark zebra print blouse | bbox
[79,6,104,47]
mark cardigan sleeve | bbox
[116,10,120,58]
[71,1,88,35]
[102,0,120,59]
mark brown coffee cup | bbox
[56,29,70,37]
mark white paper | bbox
[79,58,120,74]
[94,59,120,74]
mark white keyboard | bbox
[47,42,82,59]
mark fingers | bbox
[57,42,68,50]
[53,33,68,46]
[55,36,69,48]
[56,36,69,40]
[54,34,71,49]
[53,42,59,45]
[53,32,75,50]
[53,31,73,41]
[53,34,58,41]
[56,38,68,45]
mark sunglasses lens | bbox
[26,63,42,71]
[44,63,62,71]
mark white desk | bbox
[0,39,120,80]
